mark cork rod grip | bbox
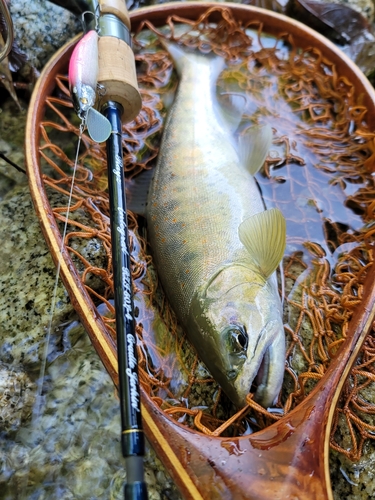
[97,36,142,123]
[98,0,131,29]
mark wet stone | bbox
[9,0,80,71]
[0,96,29,192]
[0,185,73,367]
[0,362,35,432]
[0,179,110,369]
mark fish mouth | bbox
[232,348,271,407]
[252,348,271,404]
[256,350,268,381]
[233,331,285,409]
[253,335,285,408]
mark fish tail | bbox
[162,39,225,82]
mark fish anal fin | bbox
[239,208,286,279]
[125,168,154,216]
[239,124,273,176]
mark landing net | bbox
[37,7,375,461]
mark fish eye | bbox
[227,325,248,353]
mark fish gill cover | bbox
[37,7,375,461]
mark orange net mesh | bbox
[37,7,375,459]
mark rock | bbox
[0,362,35,432]
[261,0,374,21]
[0,185,74,367]
[9,0,80,71]
[330,0,374,22]
[0,95,28,188]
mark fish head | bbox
[192,264,285,408]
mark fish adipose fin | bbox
[239,124,273,176]
[239,208,286,279]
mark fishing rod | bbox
[49,1,146,498]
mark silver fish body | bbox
[147,45,286,408]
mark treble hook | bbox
[0,0,14,63]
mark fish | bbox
[133,42,287,408]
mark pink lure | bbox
[68,30,99,119]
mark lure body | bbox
[68,30,111,143]
[68,30,99,120]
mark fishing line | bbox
[36,123,83,407]
[21,123,83,497]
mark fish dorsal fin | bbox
[239,124,273,176]
[125,168,154,216]
[239,208,286,279]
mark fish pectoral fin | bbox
[239,124,273,176]
[125,168,154,216]
[238,208,286,279]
